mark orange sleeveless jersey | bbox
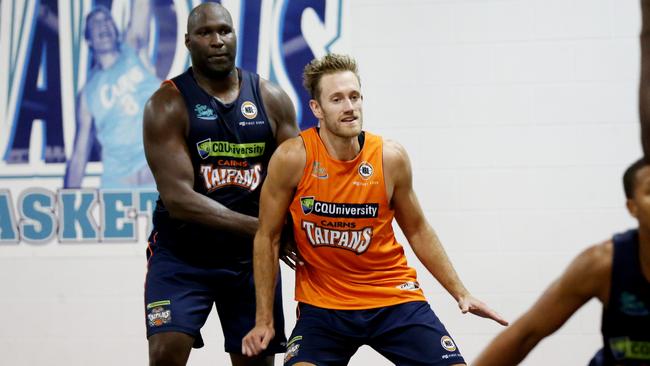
[289,127,426,310]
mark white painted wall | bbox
[0,0,642,365]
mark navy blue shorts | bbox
[144,231,286,354]
[284,301,465,366]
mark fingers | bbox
[241,328,274,356]
[459,296,509,326]
[482,308,509,326]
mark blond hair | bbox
[303,54,360,101]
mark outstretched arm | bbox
[473,243,611,366]
[386,139,507,326]
[641,0,650,160]
[64,92,94,188]
[124,0,152,61]
[143,83,257,236]
[242,137,305,356]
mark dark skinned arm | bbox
[143,83,258,236]
[473,242,612,366]
[641,0,650,160]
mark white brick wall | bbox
[0,0,642,365]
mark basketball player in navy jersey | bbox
[142,3,299,366]
[473,158,650,365]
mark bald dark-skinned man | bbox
[142,4,299,366]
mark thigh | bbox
[144,238,213,348]
[214,265,287,355]
[369,302,465,366]
[284,304,361,366]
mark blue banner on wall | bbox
[0,0,346,244]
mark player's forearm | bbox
[162,189,258,237]
[253,232,280,325]
[409,226,469,300]
[473,325,540,366]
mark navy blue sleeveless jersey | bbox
[152,67,276,265]
[601,229,650,365]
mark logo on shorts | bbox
[440,336,457,352]
[284,336,302,363]
[358,161,373,179]
[194,104,217,120]
[147,300,172,327]
[241,101,258,119]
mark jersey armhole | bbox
[162,79,179,90]
[295,133,313,193]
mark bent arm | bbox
[473,244,610,366]
[387,141,469,300]
[387,140,507,325]
[64,93,94,188]
[124,0,152,52]
[242,138,305,356]
[253,138,305,325]
[143,84,257,236]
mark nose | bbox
[209,33,225,47]
[342,98,355,112]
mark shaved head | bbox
[187,3,232,33]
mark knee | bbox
[148,335,191,366]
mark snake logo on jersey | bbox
[200,163,262,192]
[301,220,373,254]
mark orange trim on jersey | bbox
[162,79,178,90]
[289,128,425,310]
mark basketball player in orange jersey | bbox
[241,54,508,365]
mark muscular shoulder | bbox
[259,78,295,118]
[273,136,306,166]
[383,138,412,180]
[564,240,613,302]
[144,82,187,134]
[268,136,306,187]
[259,78,292,107]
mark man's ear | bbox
[309,99,323,120]
[627,198,638,218]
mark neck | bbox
[639,225,650,282]
[193,67,239,103]
[95,50,119,69]
[318,127,360,161]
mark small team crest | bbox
[284,337,301,363]
[440,336,457,352]
[194,104,217,120]
[241,101,258,119]
[196,138,212,160]
[146,300,172,327]
[311,161,328,179]
[300,196,315,215]
[358,161,373,180]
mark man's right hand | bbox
[242,324,275,356]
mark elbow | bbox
[159,193,190,220]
